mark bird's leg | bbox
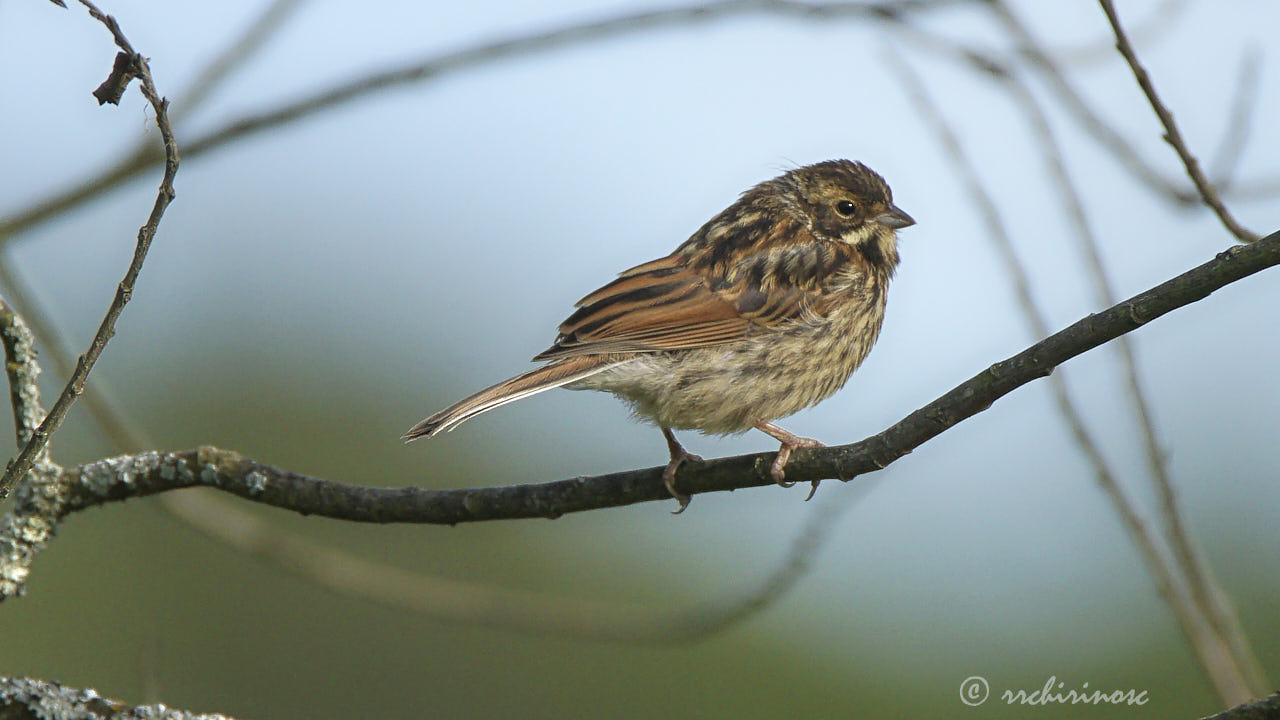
[754,420,823,496]
[661,427,701,514]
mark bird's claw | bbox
[805,480,821,501]
[663,452,700,514]
[770,436,824,492]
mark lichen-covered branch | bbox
[0,300,45,451]
[53,230,1280,525]
[0,676,233,720]
[0,298,60,598]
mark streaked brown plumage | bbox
[405,160,914,511]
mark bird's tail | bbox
[402,355,623,441]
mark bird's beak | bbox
[875,204,915,229]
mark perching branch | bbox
[52,230,1280,524]
[0,0,180,500]
[1097,0,1259,243]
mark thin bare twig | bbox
[1096,0,1258,243]
[884,49,1259,705]
[0,0,180,499]
[0,0,952,242]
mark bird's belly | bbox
[569,309,884,434]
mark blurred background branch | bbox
[886,48,1265,703]
[3,0,1274,243]
[0,0,955,243]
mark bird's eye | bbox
[836,200,857,216]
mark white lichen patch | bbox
[0,514,47,598]
[16,515,51,543]
[244,470,267,495]
[73,451,174,496]
[1,310,46,440]
[0,562,30,596]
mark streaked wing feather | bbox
[573,255,683,307]
[534,234,842,361]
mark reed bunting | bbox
[406,160,914,511]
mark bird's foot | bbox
[661,427,701,514]
[662,454,699,514]
[754,420,823,492]
[769,435,824,487]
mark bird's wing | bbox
[533,231,850,361]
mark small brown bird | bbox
[405,160,913,511]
